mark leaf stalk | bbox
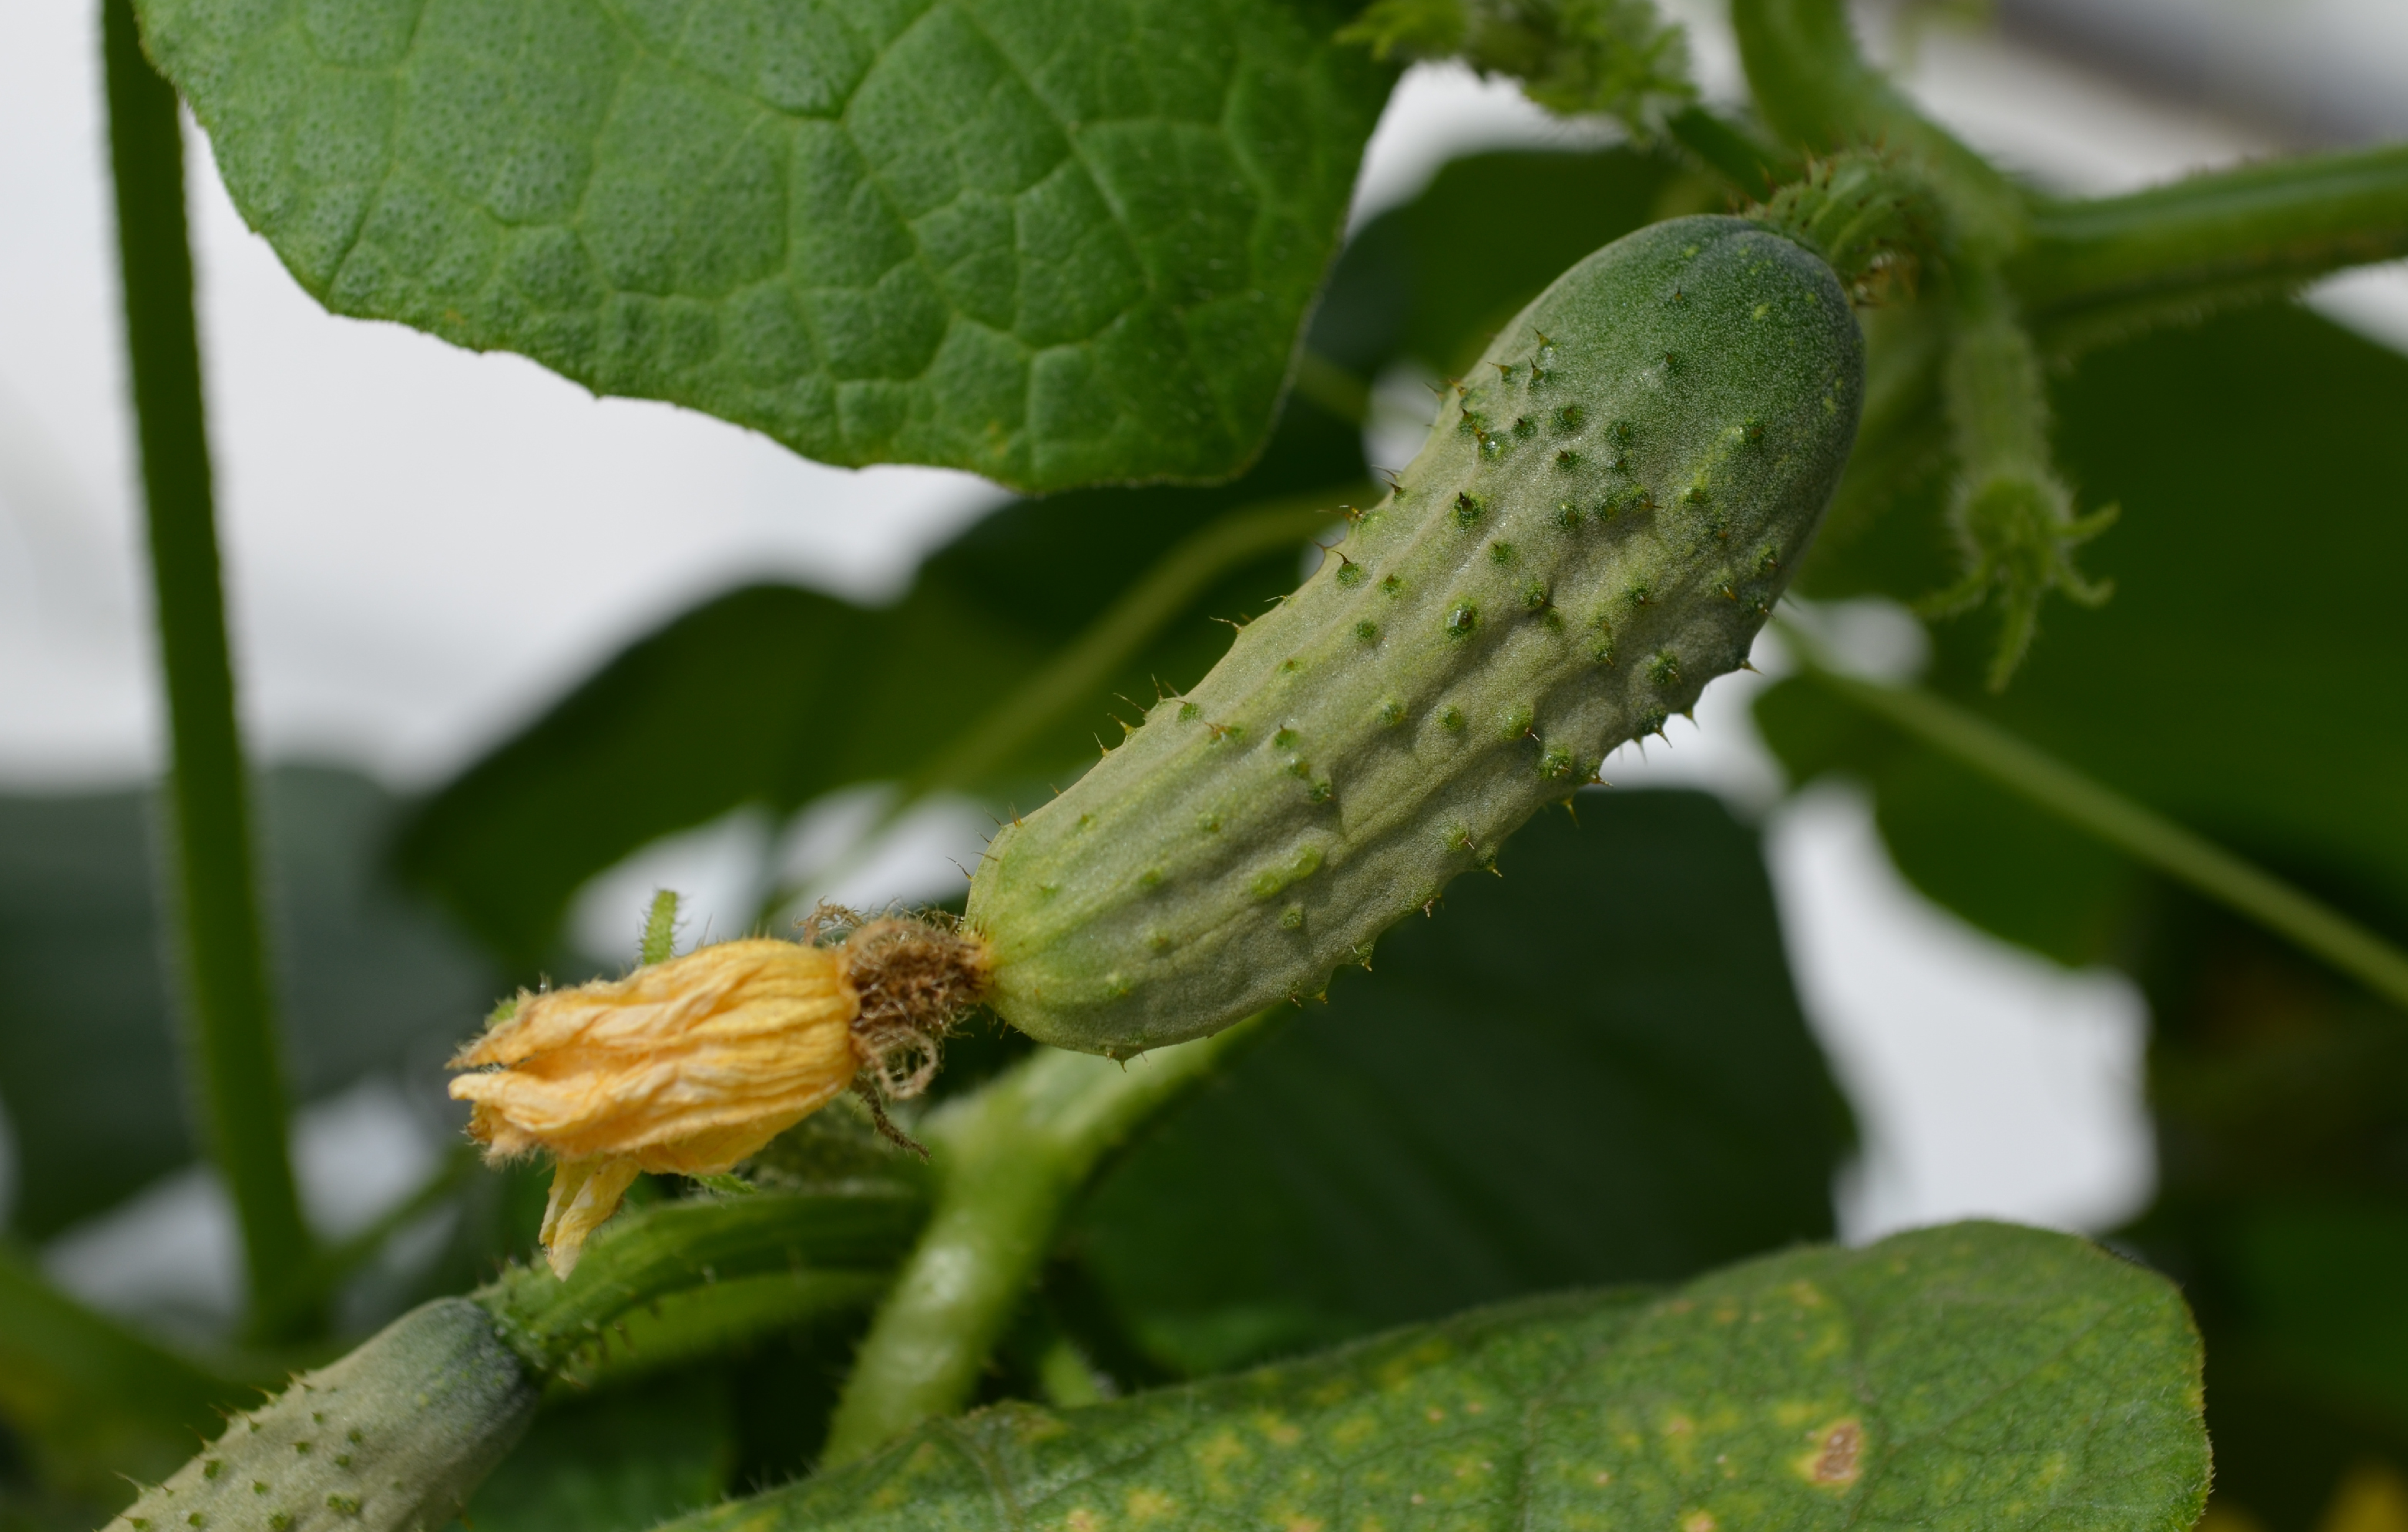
[819,1016,1268,1466]
[1780,623,2408,1013]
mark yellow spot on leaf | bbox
[1065,1510,1101,1532]
[1124,1488,1174,1523]
[1196,1430,1248,1473]
[1794,1419,1864,1489]
[1684,1512,1717,1532]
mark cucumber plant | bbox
[11,0,2408,1529]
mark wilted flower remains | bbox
[448,904,989,1277]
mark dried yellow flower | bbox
[449,938,861,1276]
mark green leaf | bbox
[0,768,496,1238]
[1069,790,1851,1376]
[658,1222,2208,1532]
[1769,305,2408,969]
[451,1372,733,1532]
[132,0,1392,491]
[394,405,1362,967]
[0,1253,253,1509]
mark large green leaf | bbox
[0,768,495,1238]
[132,0,1391,490]
[660,1222,2208,1532]
[2103,895,2408,1530]
[1069,790,1851,1377]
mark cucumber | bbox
[966,215,1863,1054]
[105,1300,537,1532]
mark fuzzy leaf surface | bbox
[660,1222,2208,1532]
[131,0,1389,490]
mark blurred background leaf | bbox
[1761,302,2408,1528]
[1060,789,1852,1379]
[0,767,495,1241]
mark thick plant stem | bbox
[101,0,313,1339]
[1782,630,2408,1013]
[1727,0,2019,249]
[2017,143,2408,328]
[479,1186,927,1373]
[821,1018,1266,1466]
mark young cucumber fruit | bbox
[106,1300,537,1532]
[966,215,1863,1054]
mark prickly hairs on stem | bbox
[447,892,989,1275]
[1745,150,1934,306]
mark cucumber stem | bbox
[1728,0,2021,252]
[100,0,314,1339]
[1666,104,1795,195]
[819,1016,1268,1467]
[2015,143,2408,344]
[479,1185,927,1373]
[1780,623,2408,1013]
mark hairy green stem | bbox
[101,0,313,1339]
[1782,628,2408,1012]
[1727,0,2020,250]
[2017,143,2408,336]
[1665,103,1795,195]
[1928,264,2114,689]
[821,1017,1267,1466]
[478,1185,926,1374]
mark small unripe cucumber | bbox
[967,216,1863,1053]
[106,1300,537,1532]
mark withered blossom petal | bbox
[448,938,863,1276]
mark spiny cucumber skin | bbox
[968,216,1863,1054]
[107,1300,536,1532]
